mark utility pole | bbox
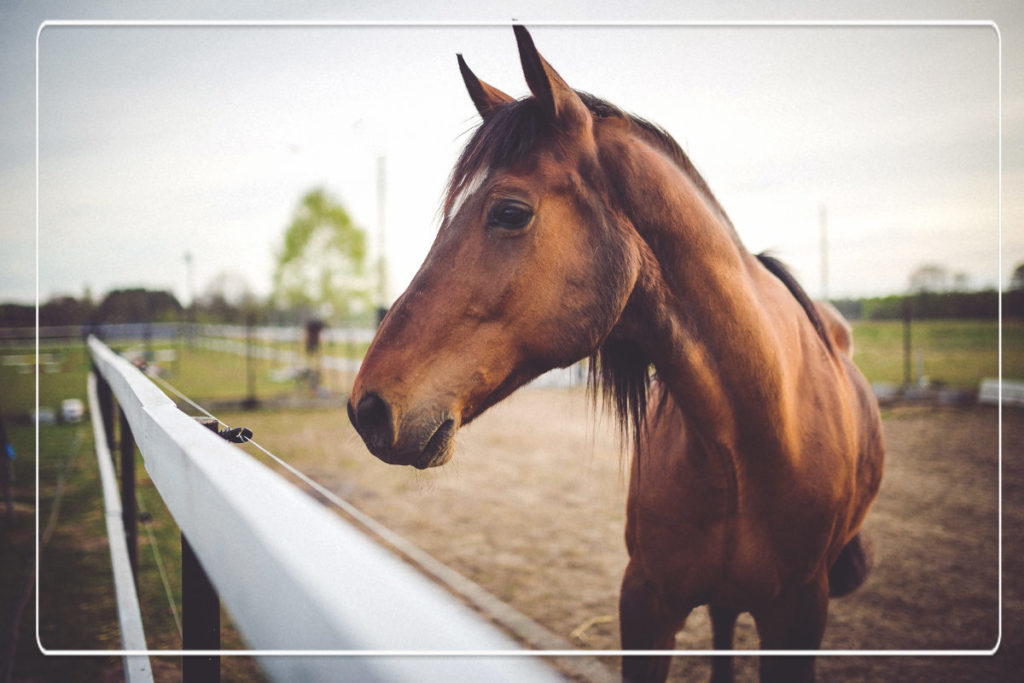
[376,154,388,326]
[819,204,829,302]
[184,251,195,348]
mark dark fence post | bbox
[119,409,138,578]
[242,313,258,411]
[95,364,115,455]
[182,417,221,683]
[1,414,14,528]
[902,299,913,389]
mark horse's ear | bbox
[513,25,590,131]
[458,54,513,121]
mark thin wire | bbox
[135,489,183,641]
[150,373,219,424]
[151,373,418,551]
[147,373,498,612]
[140,370,626,657]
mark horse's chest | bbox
[630,463,836,608]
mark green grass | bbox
[850,319,1023,388]
[206,335,370,360]
[168,343,355,402]
[0,343,91,418]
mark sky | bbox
[2,1,1023,311]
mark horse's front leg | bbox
[619,560,687,683]
[751,573,829,683]
[708,604,740,683]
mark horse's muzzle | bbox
[347,392,457,469]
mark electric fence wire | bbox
[146,370,609,665]
[148,372,433,561]
[134,489,183,641]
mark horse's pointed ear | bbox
[513,25,590,131]
[458,53,513,121]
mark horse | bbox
[348,26,884,683]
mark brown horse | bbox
[348,26,884,683]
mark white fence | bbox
[87,336,563,682]
[87,372,153,683]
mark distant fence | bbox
[86,335,562,682]
[1,323,377,346]
[194,323,376,346]
[2,323,184,345]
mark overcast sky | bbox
[2,1,1022,309]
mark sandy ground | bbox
[226,387,1019,681]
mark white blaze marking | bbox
[447,169,487,222]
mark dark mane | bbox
[445,91,733,230]
[448,92,833,443]
[755,253,835,355]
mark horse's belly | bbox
[632,513,809,611]
[629,473,842,610]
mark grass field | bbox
[850,318,1023,388]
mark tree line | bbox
[1,289,183,328]
[6,283,1019,330]
[831,288,1021,321]
[830,262,1024,321]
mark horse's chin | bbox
[412,418,457,469]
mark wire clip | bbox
[218,426,253,443]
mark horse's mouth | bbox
[413,418,457,469]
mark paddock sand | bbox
[223,388,1019,681]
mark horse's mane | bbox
[447,92,833,444]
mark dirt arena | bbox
[234,386,1019,681]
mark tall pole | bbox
[376,154,388,326]
[903,299,913,389]
[184,251,195,348]
[819,204,829,302]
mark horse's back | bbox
[814,300,854,357]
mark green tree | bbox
[1011,262,1024,291]
[96,288,182,323]
[271,188,372,319]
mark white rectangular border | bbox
[34,19,1002,659]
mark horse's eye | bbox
[488,201,533,231]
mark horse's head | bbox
[349,26,644,468]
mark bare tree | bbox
[908,263,950,294]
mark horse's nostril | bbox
[353,392,393,447]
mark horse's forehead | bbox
[494,150,582,188]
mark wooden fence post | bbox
[119,409,137,578]
[182,417,221,683]
[94,365,115,455]
[902,299,913,389]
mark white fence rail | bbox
[87,336,562,682]
[87,373,154,683]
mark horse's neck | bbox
[609,137,816,457]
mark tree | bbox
[271,188,372,320]
[39,295,93,326]
[1010,262,1024,291]
[95,289,182,323]
[908,263,950,294]
[198,271,256,323]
